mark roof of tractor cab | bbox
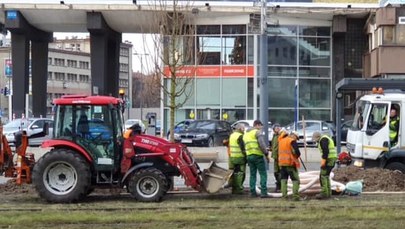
[53,95,122,105]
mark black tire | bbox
[164,176,174,193]
[385,162,405,173]
[207,137,214,147]
[32,148,91,203]
[128,167,167,202]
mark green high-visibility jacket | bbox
[243,129,263,156]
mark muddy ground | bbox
[1,166,405,196]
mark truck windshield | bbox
[353,100,370,130]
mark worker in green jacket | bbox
[228,123,246,194]
[312,132,337,199]
[243,120,270,198]
[270,123,282,192]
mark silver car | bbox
[3,118,54,146]
[285,120,335,147]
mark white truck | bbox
[346,89,405,173]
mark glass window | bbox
[223,25,246,34]
[198,36,221,65]
[268,36,297,65]
[164,36,195,65]
[248,36,254,64]
[196,78,220,106]
[299,109,331,121]
[222,78,246,107]
[268,78,296,107]
[222,109,246,123]
[383,26,395,44]
[165,78,195,107]
[298,37,330,66]
[366,103,388,133]
[268,25,298,36]
[299,67,330,78]
[299,26,330,37]
[299,79,331,108]
[268,67,297,77]
[197,25,220,35]
[268,109,295,126]
[222,36,246,65]
[396,25,405,45]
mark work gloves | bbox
[321,159,327,169]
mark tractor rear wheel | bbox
[32,149,91,203]
[128,167,167,202]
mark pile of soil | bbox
[333,166,405,192]
[0,179,36,195]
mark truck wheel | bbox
[385,162,405,173]
[32,149,91,203]
[128,167,167,202]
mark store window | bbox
[299,79,330,108]
[268,78,296,108]
[196,78,220,106]
[198,36,221,65]
[222,78,246,107]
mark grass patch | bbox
[1,193,405,228]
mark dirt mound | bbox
[333,166,405,192]
[0,179,36,195]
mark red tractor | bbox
[1,95,230,203]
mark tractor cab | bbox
[51,95,125,171]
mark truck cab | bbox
[346,90,405,172]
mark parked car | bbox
[285,120,335,147]
[174,120,232,147]
[3,118,54,146]
[340,120,353,143]
[231,120,274,143]
[124,119,146,133]
[155,120,161,135]
[166,119,195,139]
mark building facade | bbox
[162,6,373,131]
[0,37,132,121]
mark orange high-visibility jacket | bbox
[278,136,300,168]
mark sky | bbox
[54,32,155,74]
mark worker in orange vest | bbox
[278,131,302,201]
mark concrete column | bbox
[10,33,29,119]
[88,12,121,97]
[6,10,52,118]
[31,40,49,117]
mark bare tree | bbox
[141,0,198,141]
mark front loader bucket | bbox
[201,161,233,193]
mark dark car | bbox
[174,120,232,147]
[166,119,195,139]
[341,120,353,143]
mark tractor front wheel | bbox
[128,167,167,202]
[32,149,91,203]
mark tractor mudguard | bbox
[121,162,154,184]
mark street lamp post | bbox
[133,53,149,120]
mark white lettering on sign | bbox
[224,69,245,74]
[141,138,159,146]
